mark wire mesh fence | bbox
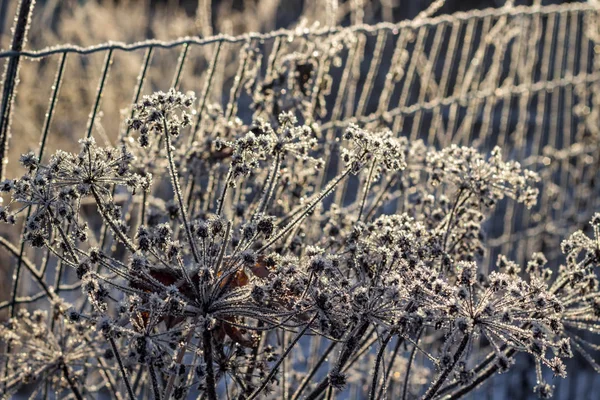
[2,1,599,258]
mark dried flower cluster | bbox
[1,89,598,400]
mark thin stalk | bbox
[253,152,281,219]
[61,363,84,400]
[91,187,137,253]
[149,364,162,400]
[442,189,466,251]
[369,333,393,400]
[366,173,399,220]
[290,340,337,400]
[402,329,423,400]
[357,158,377,222]
[282,330,288,400]
[108,336,136,400]
[52,221,71,295]
[216,168,233,216]
[203,328,218,400]
[248,315,317,400]
[139,191,148,226]
[132,365,145,395]
[213,220,232,276]
[125,47,153,137]
[341,329,379,373]
[326,386,334,400]
[49,210,79,263]
[443,348,517,400]
[54,259,65,293]
[184,177,197,212]
[86,49,113,139]
[0,0,35,181]
[244,322,266,383]
[225,39,252,120]
[422,334,470,400]
[259,165,354,254]
[162,117,201,264]
[171,43,189,89]
[377,337,405,400]
[201,166,217,213]
[304,321,371,400]
[164,316,199,400]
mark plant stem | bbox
[442,188,464,252]
[164,316,199,400]
[254,152,281,219]
[0,236,55,299]
[244,322,266,383]
[369,333,392,400]
[162,117,201,265]
[108,336,136,400]
[203,328,218,400]
[91,187,137,253]
[341,328,379,372]
[402,329,423,400]
[149,364,162,400]
[132,365,144,396]
[61,363,84,400]
[304,320,370,400]
[357,158,377,222]
[290,340,337,400]
[435,349,497,397]
[443,348,517,400]
[248,314,317,400]
[259,166,353,253]
[216,168,233,216]
[366,173,399,220]
[421,334,470,400]
[377,336,405,400]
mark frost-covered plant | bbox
[0,300,105,399]
[1,89,599,400]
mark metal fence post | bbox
[0,0,35,181]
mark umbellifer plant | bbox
[1,89,599,400]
